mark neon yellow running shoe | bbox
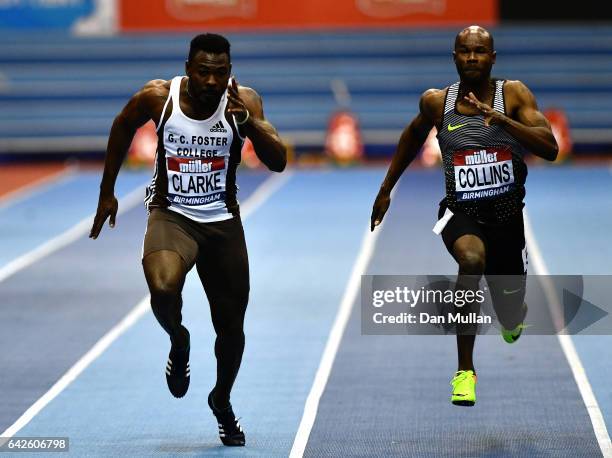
[501,323,529,344]
[501,302,529,344]
[451,370,477,406]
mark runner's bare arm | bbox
[90,80,166,239]
[228,80,287,172]
[464,80,558,161]
[505,81,558,160]
[370,89,440,231]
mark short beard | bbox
[187,79,222,106]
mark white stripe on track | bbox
[0,296,150,440]
[0,171,291,439]
[0,183,147,284]
[290,216,386,458]
[239,170,293,219]
[0,165,75,210]
[524,210,612,458]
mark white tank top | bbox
[144,76,245,223]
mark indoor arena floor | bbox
[0,164,610,457]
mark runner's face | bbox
[453,33,495,83]
[186,51,231,106]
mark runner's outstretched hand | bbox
[371,191,391,231]
[90,193,118,239]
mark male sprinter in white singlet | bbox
[370,26,557,406]
[90,34,286,446]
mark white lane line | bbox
[0,165,76,210]
[0,296,150,440]
[290,219,385,458]
[0,171,291,439]
[524,210,612,458]
[0,183,147,285]
[240,170,293,219]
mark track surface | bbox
[0,165,610,456]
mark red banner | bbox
[167,156,226,172]
[120,0,496,32]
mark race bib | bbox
[453,147,515,201]
[166,156,226,206]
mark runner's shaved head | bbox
[455,25,494,51]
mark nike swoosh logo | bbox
[502,288,523,295]
[447,123,467,132]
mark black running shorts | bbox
[142,208,248,274]
[438,203,527,276]
[438,203,529,328]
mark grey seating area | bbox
[1,26,611,157]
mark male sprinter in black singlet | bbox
[89,34,286,444]
[370,26,558,406]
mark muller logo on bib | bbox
[464,150,498,165]
[453,147,515,202]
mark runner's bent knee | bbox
[143,250,186,298]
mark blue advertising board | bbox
[0,0,94,29]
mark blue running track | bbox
[0,165,610,456]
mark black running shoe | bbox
[165,329,190,398]
[207,391,245,446]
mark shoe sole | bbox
[452,399,475,406]
[166,375,190,398]
[220,439,245,446]
[209,391,245,446]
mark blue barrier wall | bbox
[1,26,611,156]
[0,0,94,29]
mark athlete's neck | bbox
[459,78,493,101]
